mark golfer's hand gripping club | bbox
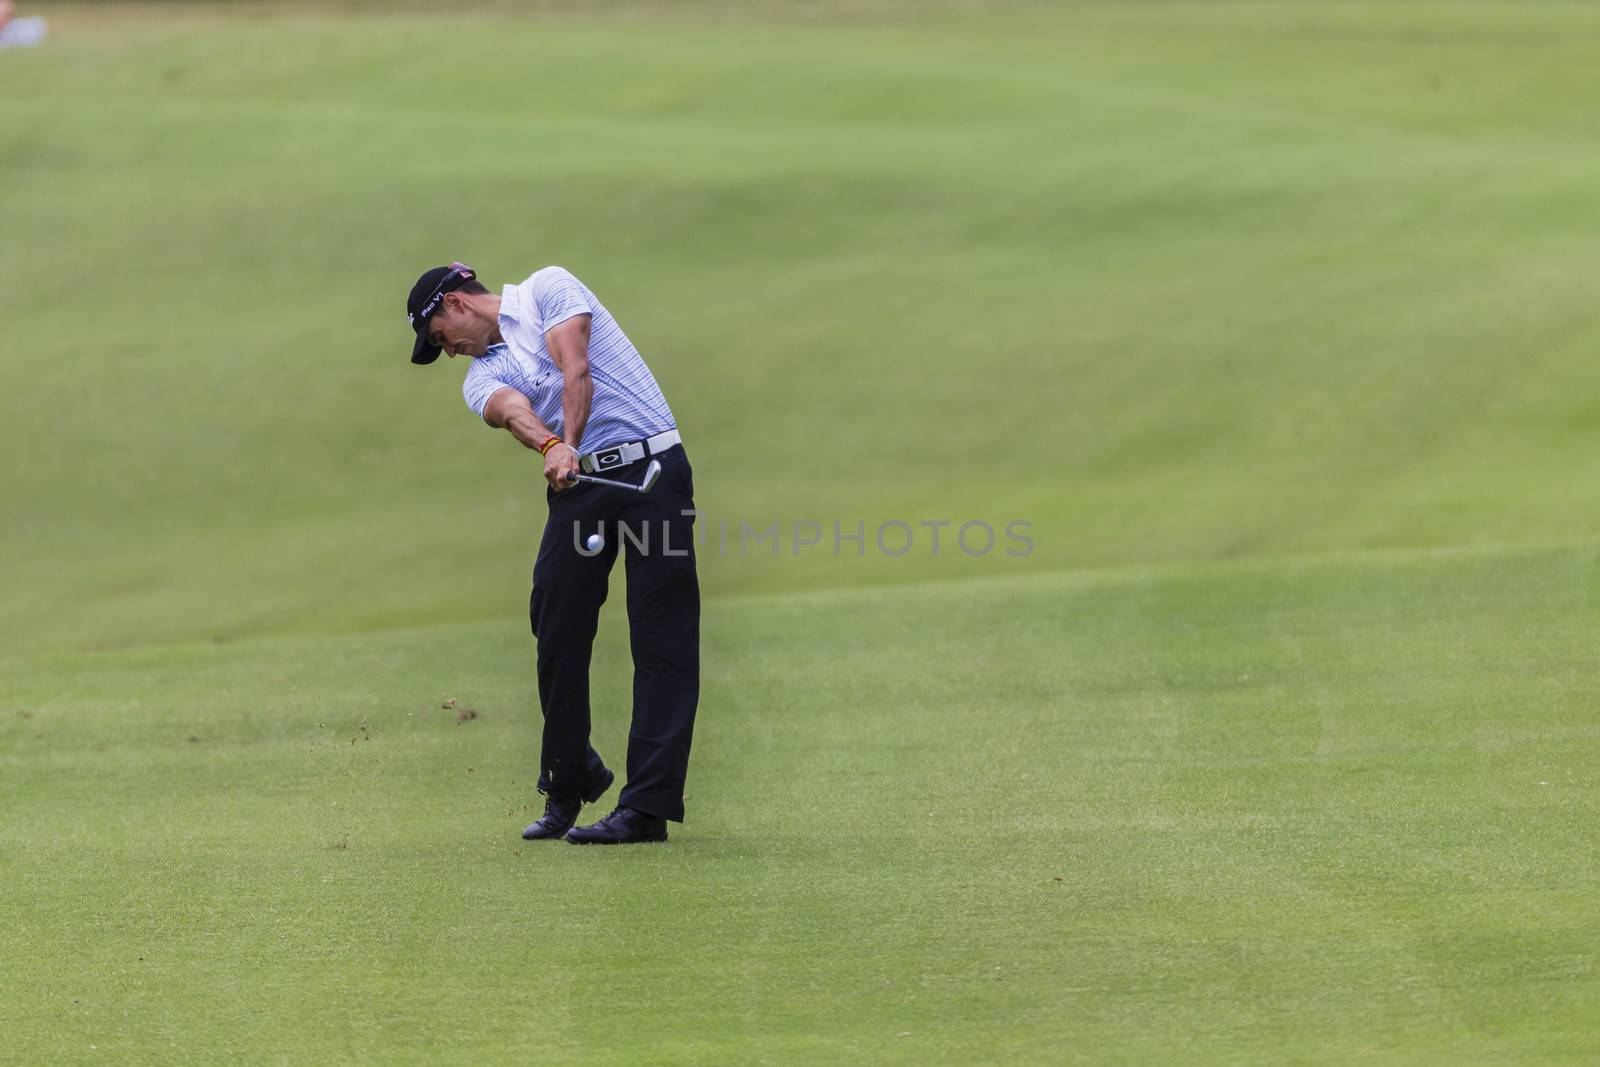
[542,441,580,491]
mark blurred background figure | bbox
[0,1,48,50]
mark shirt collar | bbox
[498,283,521,326]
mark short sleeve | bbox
[532,266,594,331]
[463,361,510,421]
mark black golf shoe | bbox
[522,795,581,840]
[565,806,669,845]
[522,768,615,840]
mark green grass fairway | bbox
[7,547,1600,1063]
[6,1,1600,1062]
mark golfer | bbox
[406,262,700,845]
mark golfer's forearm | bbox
[486,391,559,451]
[546,317,593,448]
[560,368,592,448]
[504,407,558,451]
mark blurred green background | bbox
[6,1,1600,655]
[5,3,1600,1064]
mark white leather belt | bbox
[580,429,681,474]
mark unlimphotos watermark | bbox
[572,515,1034,558]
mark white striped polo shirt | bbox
[462,266,677,453]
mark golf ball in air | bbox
[586,533,604,552]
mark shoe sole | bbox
[521,824,571,841]
[566,832,668,845]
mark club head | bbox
[638,459,662,492]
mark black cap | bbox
[406,262,477,364]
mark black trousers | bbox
[529,444,700,822]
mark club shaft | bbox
[566,471,642,491]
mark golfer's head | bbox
[407,263,492,364]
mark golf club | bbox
[561,458,662,493]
